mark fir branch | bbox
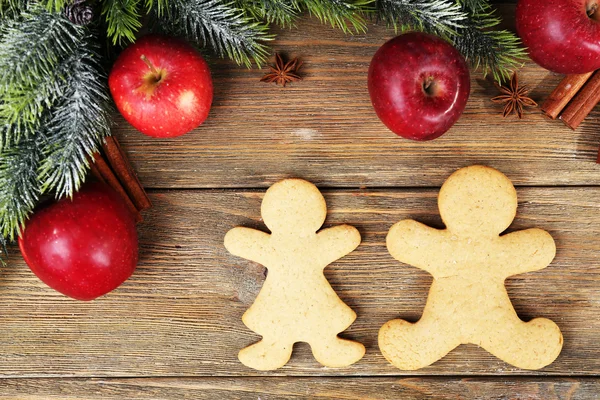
[0,0,26,18]
[0,69,65,150]
[0,135,43,242]
[453,6,526,82]
[0,6,84,148]
[456,0,490,13]
[38,39,112,199]
[236,0,300,27]
[0,7,82,95]
[303,0,371,34]
[102,0,143,45]
[44,0,71,12]
[155,0,272,67]
[376,0,466,38]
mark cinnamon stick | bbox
[560,70,600,129]
[102,136,152,211]
[92,152,142,223]
[541,72,594,119]
[88,159,105,184]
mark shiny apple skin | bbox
[516,0,600,74]
[109,35,213,138]
[368,32,470,141]
[18,182,138,301]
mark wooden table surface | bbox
[3,3,600,399]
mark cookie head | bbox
[261,179,327,235]
[438,166,518,236]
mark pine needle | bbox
[145,0,170,16]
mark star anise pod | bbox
[260,53,302,87]
[491,72,538,119]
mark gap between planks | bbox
[0,376,597,399]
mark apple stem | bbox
[588,2,598,17]
[140,55,161,81]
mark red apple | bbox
[368,32,470,141]
[516,0,600,74]
[19,182,138,301]
[109,35,213,138]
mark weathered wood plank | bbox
[1,187,600,377]
[115,5,600,189]
[0,377,596,399]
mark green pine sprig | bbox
[303,0,372,34]
[43,0,71,12]
[0,0,25,18]
[38,39,113,199]
[102,0,143,45]
[235,0,301,27]
[0,135,43,242]
[376,0,466,38]
[154,0,272,67]
[145,0,169,16]
[457,0,490,13]
[0,6,83,148]
[453,3,526,82]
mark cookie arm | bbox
[224,227,272,266]
[316,225,361,267]
[386,220,444,277]
[499,228,556,278]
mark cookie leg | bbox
[479,317,563,370]
[310,337,365,367]
[238,339,294,371]
[378,318,460,370]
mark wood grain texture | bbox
[2,188,600,377]
[0,377,595,399]
[4,1,600,395]
[115,4,600,190]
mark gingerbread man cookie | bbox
[225,179,365,370]
[379,165,563,370]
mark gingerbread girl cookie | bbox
[225,179,365,370]
[379,165,563,370]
